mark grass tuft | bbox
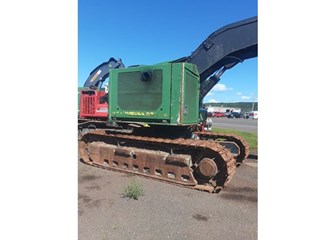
[122,179,144,200]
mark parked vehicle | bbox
[227,112,241,118]
[247,111,258,119]
[212,112,225,117]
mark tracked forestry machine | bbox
[78,16,258,193]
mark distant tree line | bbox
[203,102,258,114]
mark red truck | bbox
[212,112,225,117]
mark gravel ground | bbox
[78,159,257,240]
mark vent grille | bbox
[82,96,95,114]
[117,70,163,110]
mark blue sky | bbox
[79,0,258,103]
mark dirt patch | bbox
[220,186,257,202]
[192,214,208,222]
[85,185,101,191]
[78,209,84,216]
[222,194,257,202]
[79,174,101,183]
[79,194,92,204]
[78,194,102,209]
[89,199,102,208]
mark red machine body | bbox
[79,89,108,119]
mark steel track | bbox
[194,131,250,166]
[79,129,236,193]
[78,119,249,166]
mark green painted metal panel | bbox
[108,62,199,126]
[170,63,182,124]
[109,63,171,122]
[183,64,200,124]
[170,63,199,125]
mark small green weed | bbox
[122,179,144,200]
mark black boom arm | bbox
[83,57,125,88]
[174,16,258,102]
